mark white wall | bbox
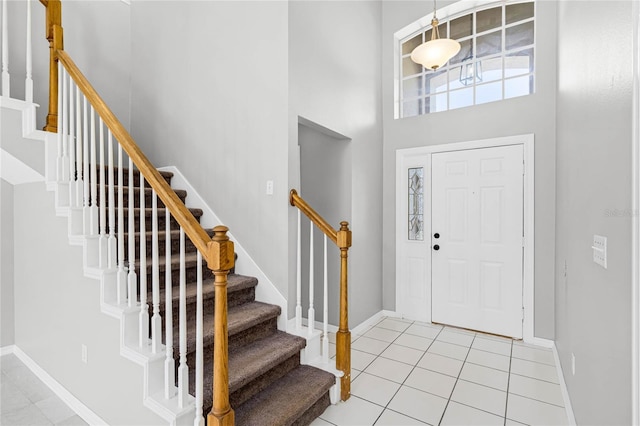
[129,1,290,297]
[381,1,558,338]
[289,1,384,326]
[13,182,163,425]
[555,1,634,424]
[1,179,15,348]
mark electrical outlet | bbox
[81,344,88,364]
[571,353,576,375]
[592,235,607,268]
[266,180,274,196]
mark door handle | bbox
[433,244,440,251]
[434,233,440,239]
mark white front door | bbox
[431,145,524,338]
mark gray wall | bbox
[555,1,634,424]
[381,1,558,338]
[130,1,290,297]
[299,122,352,325]
[1,179,15,348]
[289,1,384,326]
[13,182,163,425]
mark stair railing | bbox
[289,189,352,401]
[37,2,235,425]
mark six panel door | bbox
[431,145,524,338]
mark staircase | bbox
[1,1,352,423]
[111,167,336,424]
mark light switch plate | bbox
[592,235,607,269]
[266,180,274,196]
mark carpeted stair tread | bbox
[151,274,258,306]
[175,301,281,355]
[95,166,174,183]
[138,251,202,274]
[125,227,213,242]
[234,365,335,426]
[103,187,188,206]
[228,331,306,392]
[195,331,307,395]
[122,206,203,219]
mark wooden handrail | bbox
[42,2,233,423]
[43,0,61,132]
[289,189,352,401]
[56,51,212,259]
[289,189,337,245]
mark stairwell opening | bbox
[298,117,352,327]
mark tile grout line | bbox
[503,338,514,425]
[371,321,444,426]
[436,333,477,426]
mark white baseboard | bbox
[528,336,554,349]
[157,165,288,330]
[7,346,107,426]
[551,343,577,426]
[0,344,16,356]
[351,311,397,337]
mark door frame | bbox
[395,134,536,342]
[631,2,640,424]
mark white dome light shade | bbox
[411,38,461,71]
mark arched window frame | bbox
[395,0,536,118]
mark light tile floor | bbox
[1,354,88,426]
[317,317,570,426]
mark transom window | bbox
[398,1,535,118]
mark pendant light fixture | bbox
[410,0,461,71]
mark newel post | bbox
[43,0,62,132]
[336,221,352,401]
[206,226,235,426]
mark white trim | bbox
[1,148,44,185]
[7,346,107,426]
[528,336,553,349]
[0,344,16,356]
[157,166,288,331]
[632,3,640,425]
[395,134,536,342]
[552,343,577,426]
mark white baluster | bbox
[177,228,188,408]
[68,81,76,206]
[25,0,32,103]
[296,210,302,330]
[127,158,137,307]
[89,106,98,235]
[194,251,204,426]
[2,0,10,97]
[164,208,175,399]
[118,146,128,305]
[57,65,69,183]
[107,129,117,270]
[139,173,149,348]
[98,119,107,268]
[74,85,82,207]
[322,235,329,363]
[82,97,90,234]
[308,221,315,336]
[55,62,63,181]
[151,190,161,353]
